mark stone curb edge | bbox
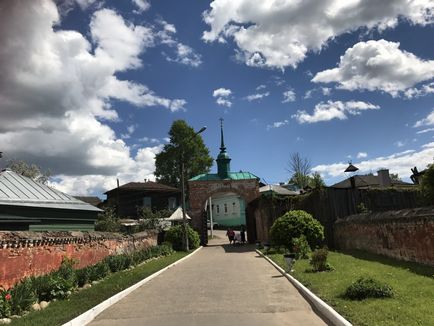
[255,249,352,326]
[63,247,203,326]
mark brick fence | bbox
[334,206,434,266]
[0,230,157,289]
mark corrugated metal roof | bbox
[189,171,259,181]
[260,185,299,196]
[0,169,101,212]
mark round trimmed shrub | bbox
[344,277,394,300]
[269,210,324,250]
[165,225,200,251]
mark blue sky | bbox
[1,0,434,196]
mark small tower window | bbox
[224,203,228,213]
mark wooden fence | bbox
[247,187,420,247]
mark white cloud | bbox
[313,144,434,181]
[0,0,184,195]
[139,137,160,144]
[357,152,368,159]
[292,101,380,124]
[158,20,202,67]
[414,110,434,127]
[282,90,295,103]
[213,88,233,107]
[245,92,270,102]
[132,0,150,12]
[256,84,266,91]
[203,0,434,69]
[313,40,434,97]
[213,88,232,97]
[416,127,434,134]
[267,120,289,130]
[395,140,406,147]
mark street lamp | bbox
[181,126,207,251]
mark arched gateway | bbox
[188,119,259,245]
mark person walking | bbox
[240,226,246,244]
[226,228,235,244]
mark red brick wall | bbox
[334,207,434,266]
[0,231,157,289]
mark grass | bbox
[10,252,188,326]
[266,249,434,326]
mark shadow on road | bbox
[205,243,256,253]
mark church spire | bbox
[216,118,231,179]
[219,118,226,153]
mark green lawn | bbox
[11,252,188,326]
[266,250,434,326]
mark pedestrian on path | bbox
[240,226,246,244]
[226,228,235,244]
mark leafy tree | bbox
[390,173,401,182]
[95,207,121,232]
[269,210,324,250]
[137,207,173,231]
[420,164,434,204]
[287,152,312,189]
[155,120,213,188]
[6,160,51,184]
[309,172,326,189]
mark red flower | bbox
[5,293,11,301]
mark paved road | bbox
[89,231,327,326]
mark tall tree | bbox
[287,152,312,189]
[155,120,213,188]
[6,160,51,184]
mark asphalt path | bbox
[88,230,327,326]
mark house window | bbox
[224,203,228,213]
[216,205,220,213]
[168,197,176,209]
[232,202,236,214]
[143,197,151,208]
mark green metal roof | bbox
[189,171,260,181]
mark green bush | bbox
[88,261,110,282]
[57,257,77,289]
[292,235,310,259]
[269,210,324,250]
[0,289,12,318]
[9,278,36,315]
[104,254,132,273]
[310,248,332,272]
[344,277,394,300]
[30,273,73,301]
[165,225,200,251]
[75,267,91,287]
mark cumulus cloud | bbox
[313,40,434,97]
[245,92,270,102]
[267,120,289,130]
[0,0,183,195]
[357,152,368,159]
[282,90,296,103]
[203,0,434,69]
[313,145,434,181]
[213,88,233,107]
[414,110,434,127]
[292,101,380,124]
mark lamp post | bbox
[181,126,206,251]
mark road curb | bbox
[256,249,352,326]
[63,247,203,326]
